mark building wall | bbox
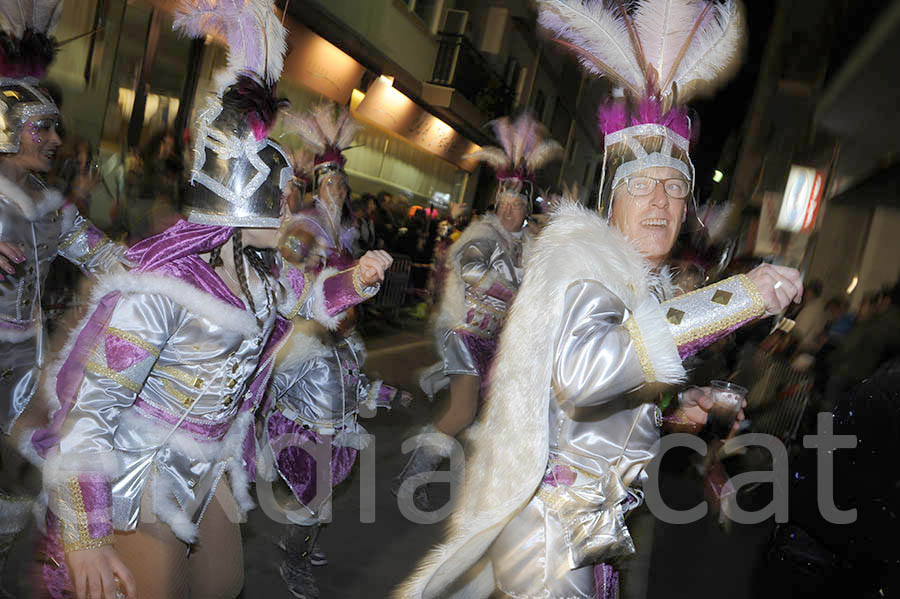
[311,0,440,84]
[856,206,900,301]
[807,203,872,304]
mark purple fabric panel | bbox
[322,268,367,317]
[593,563,619,599]
[287,265,307,300]
[36,512,73,599]
[676,318,752,360]
[104,334,150,372]
[376,384,397,409]
[0,320,28,331]
[78,476,113,540]
[133,398,231,440]
[458,330,498,381]
[85,225,104,249]
[32,292,121,458]
[326,249,355,271]
[267,413,358,505]
[242,415,257,483]
[484,281,513,302]
[127,219,245,310]
[541,464,577,488]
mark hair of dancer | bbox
[396,1,803,598]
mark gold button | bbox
[666,308,685,325]
[193,377,204,389]
[224,395,232,406]
[22,299,30,305]
[231,362,239,373]
[227,378,237,388]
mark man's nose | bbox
[648,182,670,207]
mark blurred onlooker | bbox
[128,129,184,242]
[354,193,378,253]
[792,279,826,354]
[374,191,396,249]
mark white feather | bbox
[634,0,705,88]
[536,0,643,91]
[30,0,61,33]
[671,0,744,101]
[259,0,287,83]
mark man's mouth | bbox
[641,218,668,227]
[41,148,57,161]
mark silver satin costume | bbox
[397,206,767,599]
[268,328,395,440]
[489,280,667,597]
[421,213,527,394]
[0,174,124,434]
[45,252,376,551]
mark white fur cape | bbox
[396,204,686,598]
[0,172,64,221]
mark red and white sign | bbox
[776,165,824,233]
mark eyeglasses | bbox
[619,176,690,200]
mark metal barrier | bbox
[371,254,412,318]
[745,350,813,444]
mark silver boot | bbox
[278,524,321,599]
[391,426,456,512]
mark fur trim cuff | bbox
[308,267,344,330]
[625,295,686,385]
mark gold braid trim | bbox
[84,362,142,393]
[157,365,203,389]
[57,222,91,251]
[670,274,767,346]
[64,479,113,552]
[625,316,656,382]
[106,327,160,357]
[163,380,198,409]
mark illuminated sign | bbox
[352,77,480,171]
[776,165,824,233]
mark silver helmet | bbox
[185,79,293,229]
[0,78,59,153]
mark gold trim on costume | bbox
[84,362,142,393]
[157,365,203,389]
[106,327,160,357]
[163,380,198,409]
[624,316,656,382]
[351,266,377,299]
[286,269,312,319]
[64,478,113,552]
[56,222,90,251]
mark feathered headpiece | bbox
[291,147,315,185]
[0,0,64,153]
[537,0,745,217]
[282,103,360,177]
[0,0,63,80]
[467,113,564,183]
[174,0,293,228]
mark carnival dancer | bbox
[29,3,388,597]
[395,114,562,510]
[397,1,804,597]
[0,1,127,591]
[263,103,396,598]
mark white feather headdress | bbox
[537,0,745,105]
[173,0,287,92]
[466,113,563,181]
[281,103,360,172]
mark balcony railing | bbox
[430,33,515,121]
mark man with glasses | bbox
[397,0,803,595]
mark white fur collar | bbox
[397,203,684,598]
[96,271,259,337]
[0,172,64,221]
